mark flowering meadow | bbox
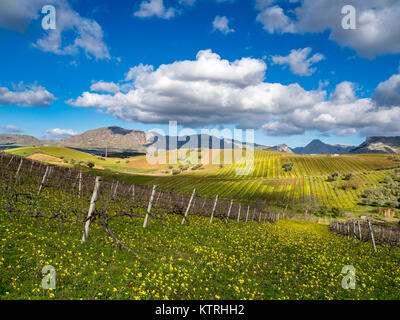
[1,209,400,300]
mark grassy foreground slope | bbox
[1,209,400,300]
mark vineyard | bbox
[0,152,280,248]
[5,147,399,214]
[151,150,397,212]
[2,152,400,299]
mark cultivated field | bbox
[6,147,399,216]
[0,154,399,300]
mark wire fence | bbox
[329,219,400,251]
[0,152,282,256]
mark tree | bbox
[282,162,294,172]
[328,172,339,181]
[342,173,353,180]
[361,171,400,208]
[87,161,95,168]
[339,179,362,190]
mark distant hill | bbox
[57,126,149,153]
[2,127,400,155]
[293,139,355,154]
[0,127,268,155]
[350,136,400,154]
[148,132,268,150]
[0,134,41,149]
[268,144,294,153]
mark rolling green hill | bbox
[4,147,398,213]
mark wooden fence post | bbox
[113,181,119,199]
[7,155,14,167]
[245,206,250,223]
[209,195,219,224]
[82,176,101,243]
[182,188,196,224]
[236,203,241,222]
[38,166,49,195]
[225,199,233,223]
[357,220,362,242]
[143,185,157,228]
[15,158,23,179]
[353,220,356,240]
[367,220,377,252]
[155,191,162,205]
[78,171,82,199]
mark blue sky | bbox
[1,0,400,147]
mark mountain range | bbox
[1,126,400,155]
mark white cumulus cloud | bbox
[256,5,295,33]
[134,0,176,19]
[44,128,78,139]
[1,125,22,134]
[255,0,400,58]
[212,16,235,35]
[0,0,110,60]
[373,72,400,107]
[90,81,120,93]
[0,84,55,107]
[68,50,400,137]
[271,47,324,76]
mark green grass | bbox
[7,146,93,160]
[2,210,400,300]
[6,146,126,167]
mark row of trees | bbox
[362,169,400,208]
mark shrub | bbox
[331,207,344,217]
[342,173,353,180]
[328,172,339,181]
[172,169,181,175]
[282,162,294,172]
[318,205,328,215]
[192,164,203,170]
[339,179,362,190]
[87,161,95,168]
